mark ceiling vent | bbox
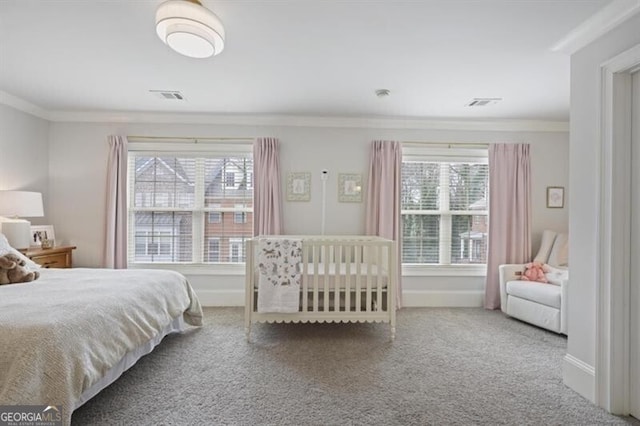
[466,98,501,107]
[150,90,186,100]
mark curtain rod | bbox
[127,136,253,142]
[402,142,489,148]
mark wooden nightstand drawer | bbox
[31,252,69,268]
[22,245,76,269]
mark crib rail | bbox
[245,235,396,341]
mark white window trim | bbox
[402,264,487,277]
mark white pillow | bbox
[533,230,557,263]
[0,233,41,271]
[548,233,569,267]
[544,265,568,286]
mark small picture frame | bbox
[287,172,311,201]
[546,186,564,208]
[338,173,363,203]
[30,225,56,248]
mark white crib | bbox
[244,235,397,340]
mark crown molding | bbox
[44,110,568,132]
[551,0,640,55]
[0,90,50,120]
[1,91,568,132]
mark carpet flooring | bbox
[72,307,639,425]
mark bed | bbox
[0,266,202,425]
[244,235,396,340]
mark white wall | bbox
[46,120,569,305]
[0,104,50,223]
[566,13,640,400]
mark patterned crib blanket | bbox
[257,238,302,313]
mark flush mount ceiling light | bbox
[156,0,225,59]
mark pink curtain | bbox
[484,143,531,309]
[365,140,402,309]
[104,135,128,269]
[253,137,283,236]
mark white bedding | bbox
[0,267,202,425]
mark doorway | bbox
[596,44,640,416]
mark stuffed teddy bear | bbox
[0,255,15,285]
[520,261,549,283]
[0,253,40,285]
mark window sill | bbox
[402,264,486,277]
[128,262,246,276]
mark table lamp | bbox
[0,191,44,249]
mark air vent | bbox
[466,98,501,107]
[149,90,186,100]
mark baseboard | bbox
[195,290,244,307]
[563,353,596,403]
[402,290,484,307]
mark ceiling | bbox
[0,0,612,121]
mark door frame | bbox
[631,68,640,419]
[596,43,640,414]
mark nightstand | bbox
[22,245,76,268]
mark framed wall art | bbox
[338,173,363,203]
[546,186,564,208]
[287,172,311,201]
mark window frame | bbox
[401,145,489,276]
[126,140,253,272]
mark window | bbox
[207,238,220,262]
[234,203,246,223]
[229,238,245,263]
[225,172,235,188]
[208,205,221,223]
[128,144,253,265]
[134,230,173,260]
[402,146,488,266]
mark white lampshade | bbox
[0,191,44,218]
[0,191,44,249]
[156,0,225,59]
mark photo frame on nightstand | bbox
[30,225,55,248]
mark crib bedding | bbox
[0,267,202,425]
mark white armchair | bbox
[499,230,569,334]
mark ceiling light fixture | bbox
[156,0,225,59]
